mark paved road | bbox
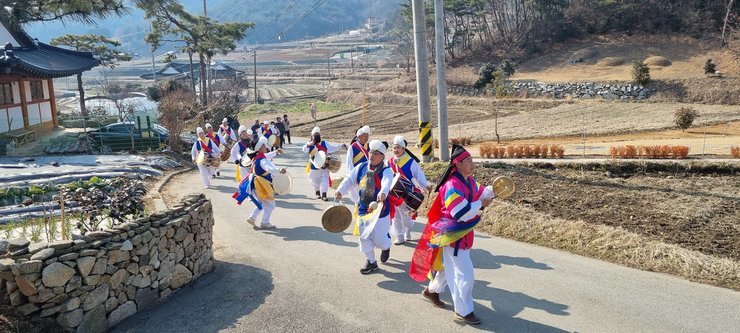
[113,142,740,333]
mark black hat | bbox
[433,145,471,192]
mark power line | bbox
[254,0,331,51]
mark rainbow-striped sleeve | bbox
[443,187,480,222]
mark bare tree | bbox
[721,0,737,47]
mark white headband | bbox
[238,125,247,134]
[368,139,386,155]
[222,118,228,123]
[205,123,213,129]
[311,127,321,135]
[254,136,270,151]
[196,127,204,134]
[263,120,270,125]
[356,125,371,137]
[393,135,406,148]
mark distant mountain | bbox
[23,0,402,58]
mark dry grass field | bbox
[416,161,740,291]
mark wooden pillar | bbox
[48,78,58,127]
[18,77,29,129]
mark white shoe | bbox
[394,235,406,245]
[259,223,276,229]
[405,230,412,241]
[247,217,256,227]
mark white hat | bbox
[393,135,406,148]
[263,120,270,125]
[205,123,213,129]
[196,127,204,134]
[238,125,248,134]
[368,139,386,155]
[311,127,321,135]
[222,118,228,123]
[356,125,371,137]
[247,129,253,135]
[254,136,270,151]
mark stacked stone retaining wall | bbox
[0,194,214,332]
[449,82,656,100]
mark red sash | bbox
[207,132,221,146]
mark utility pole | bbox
[202,0,207,16]
[253,50,257,103]
[327,55,331,77]
[411,0,433,162]
[433,0,449,162]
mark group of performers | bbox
[194,119,491,325]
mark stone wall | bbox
[0,194,214,332]
[449,82,657,100]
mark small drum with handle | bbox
[268,135,278,148]
[322,204,352,233]
[325,155,342,173]
[272,171,293,195]
[195,150,206,165]
[491,176,515,199]
[311,150,327,169]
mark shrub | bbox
[498,147,506,158]
[479,143,492,158]
[158,89,198,152]
[674,107,699,130]
[731,146,740,158]
[540,145,549,158]
[625,145,637,159]
[704,59,717,75]
[506,145,515,158]
[500,60,515,77]
[609,146,619,158]
[522,145,532,158]
[672,146,689,158]
[474,62,498,89]
[631,61,650,85]
[549,144,564,158]
[532,145,541,158]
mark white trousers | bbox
[390,204,414,239]
[308,169,330,193]
[197,165,213,187]
[358,215,391,263]
[442,246,475,316]
[249,199,276,225]
[428,270,447,294]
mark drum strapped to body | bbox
[322,204,352,233]
[220,143,233,161]
[204,155,220,168]
[389,173,425,212]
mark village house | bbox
[0,19,100,148]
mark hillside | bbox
[514,34,739,82]
[24,0,403,56]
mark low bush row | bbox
[609,145,689,159]
[479,143,565,158]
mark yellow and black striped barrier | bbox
[419,121,433,158]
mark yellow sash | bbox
[305,147,318,174]
[253,176,275,201]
